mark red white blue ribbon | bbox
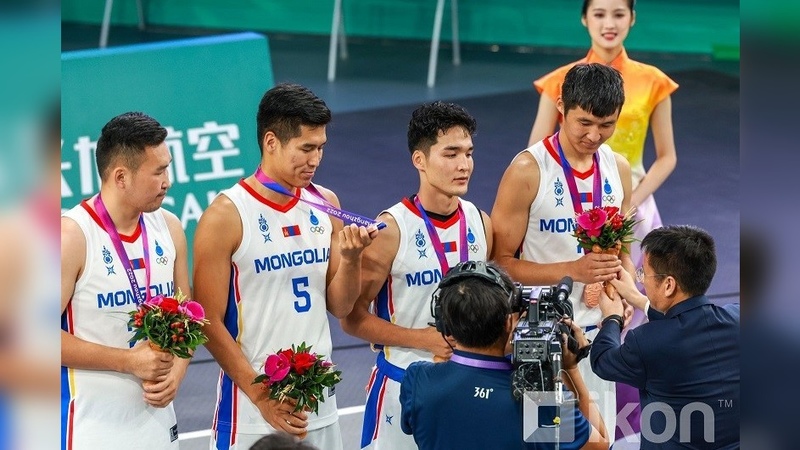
[93,194,151,305]
[412,195,468,275]
[254,167,386,230]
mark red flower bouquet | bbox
[127,289,209,358]
[573,206,637,253]
[253,342,342,415]
[573,206,638,303]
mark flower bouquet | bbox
[127,289,209,358]
[253,342,342,415]
[573,206,638,305]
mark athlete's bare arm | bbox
[490,152,622,285]
[60,217,174,382]
[317,185,375,318]
[340,213,454,358]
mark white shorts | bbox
[361,363,417,450]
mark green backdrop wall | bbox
[61,32,274,271]
[62,0,739,58]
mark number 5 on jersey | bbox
[292,276,311,313]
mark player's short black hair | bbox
[95,111,167,180]
[407,101,476,155]
[561,63,625,119]
[256,83,331,154]
[248,432,319,450]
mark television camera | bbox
[510,277,584,398]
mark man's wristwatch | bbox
[601,314,624,329]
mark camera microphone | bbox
[552,352,564,405]
[552,353,564,450]
[555,276,573,303]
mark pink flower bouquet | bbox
[127,288,209,358]
[573,206,638,253]
[573,206,639,303]
[253,342,342,414]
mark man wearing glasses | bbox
[590,225,740,449]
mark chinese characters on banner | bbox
[61,120,246,231]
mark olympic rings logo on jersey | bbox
[469,244,480,253]
[156,256,169,265]
[309,226,326,234]
[603,195,616,203]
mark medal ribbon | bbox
[413,195,468,275]
[254,167,385,230]
[551,133,602,255]
[93,194,151,305]
[552,132,602,215]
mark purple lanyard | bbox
[450,353,513,370]
[413,196,468,275]
[553,132,602,215]
[253,167,385,230]
[93,194,151,305]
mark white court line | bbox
[337,405,366,416]
[178,405,366,441]
[179,429,212,441]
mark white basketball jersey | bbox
[521,139,624,327]
[211,181,337,436]
[375,197,488,370]
[61,199,179,449]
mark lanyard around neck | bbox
[552,132,601,215]
[450,353,513,370]
[253,167,385,230]
[93,194,151,305]
[413,195,468,275]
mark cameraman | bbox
[590,225,739,449]
[400,261,608,450]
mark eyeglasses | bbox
[635,267,668,283]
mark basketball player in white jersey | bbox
[341,101,492,450]
[193,83,376,450]
[61,112,191,449]
[491,63,635,444]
